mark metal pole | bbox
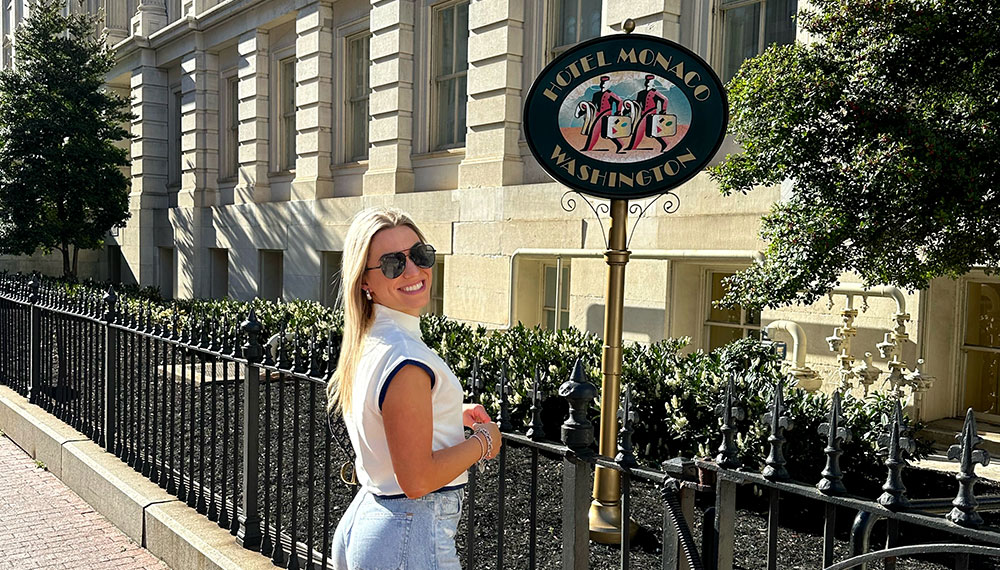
[28,276,40,404]
[590,198,631,543]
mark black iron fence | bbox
[3,273,1000,569]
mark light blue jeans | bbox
[332,488,463,570]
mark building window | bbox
[962,281,1000,414]
[548,0,602,60]
[320,250,343,307]
[210,248,229,299]
[224,76,239,179]
[718,0,798,83]
[345,31,370,161]
[259,250,284,301]
[542,263,570,330]
[168,90,182,187]
[705,271,760,350]
[432,1,469,150]
[279,57,296,171]
[422,256,446,316]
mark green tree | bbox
[711,0,1000,308]
[0,0,132,278]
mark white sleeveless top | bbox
[345,304,468,496]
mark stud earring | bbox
[364,289,372,301]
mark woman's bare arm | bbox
[382,364,501,499]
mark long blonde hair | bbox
[327,207,427,415]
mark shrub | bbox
[5,273,930,488]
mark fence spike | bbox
[877,399,913,511]
[307,333,320,377]
[526,365,546,441]
[559,359,596,456]
[762,376,794,481]
[715,374,744,468]
[946,408,991,527]
[278,326,291,370]
[616,384,638,468]
[498,361,514,432]
[818,390,851,495]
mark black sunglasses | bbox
[365,242,436,279]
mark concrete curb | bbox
[0,385,275,570]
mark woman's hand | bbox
[472,421,503,459]
[462,403,491,428]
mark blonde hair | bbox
[327,207,427,415]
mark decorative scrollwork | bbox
[626,195,660,249]
[661,189,681,214]
[561,190,609,249]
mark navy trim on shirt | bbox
[378,359,436,410]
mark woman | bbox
[328,207,503,569]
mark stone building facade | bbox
[1,0,998,425]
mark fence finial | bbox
[559,359,597,455]
[715,374,744,468]
[526,365,546,441]
[241,309,264,364]
[27,274,39,305]
[762,376,794,481]
[947,407,990,527]
[818,390,851,495]
[877,399,913,511]
[102,287,117,323]
[498,361,514,432]
[615,384,637,468]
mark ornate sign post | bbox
[522,20,728,542]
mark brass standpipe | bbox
[589,199,637,543]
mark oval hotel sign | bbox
[523,34,728,200]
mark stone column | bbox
[179,38,220,209]
[292,1,335,200]
[128,51,169,287]
[605,0,681,39]
[102,0,129,45]
[131,0,167,38]
[236,29,270,203]
[363,0,414,195]
[457,0,524,188]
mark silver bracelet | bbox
[470,431,487,463]
[475,427,493,465]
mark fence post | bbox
[559,359,597,570]
[102,288,117,451]
[27,276,40,404]
[237,309,263,550]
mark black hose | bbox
[662,476,705,570]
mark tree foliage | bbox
[710,0,1000,308]
[0,0,132,278]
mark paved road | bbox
[0,435,169,570]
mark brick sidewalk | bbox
[0,435,169,570]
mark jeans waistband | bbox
[372,484,466,500]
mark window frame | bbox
[219,72,239,181]
[547,0,603,62]
[344,29,371,162]
[958,275,1000,417]
[430,0,470,151]
[277,56,297,172]
[715,0,798,83]
[703,269,761,350]
[541,261,571,331]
